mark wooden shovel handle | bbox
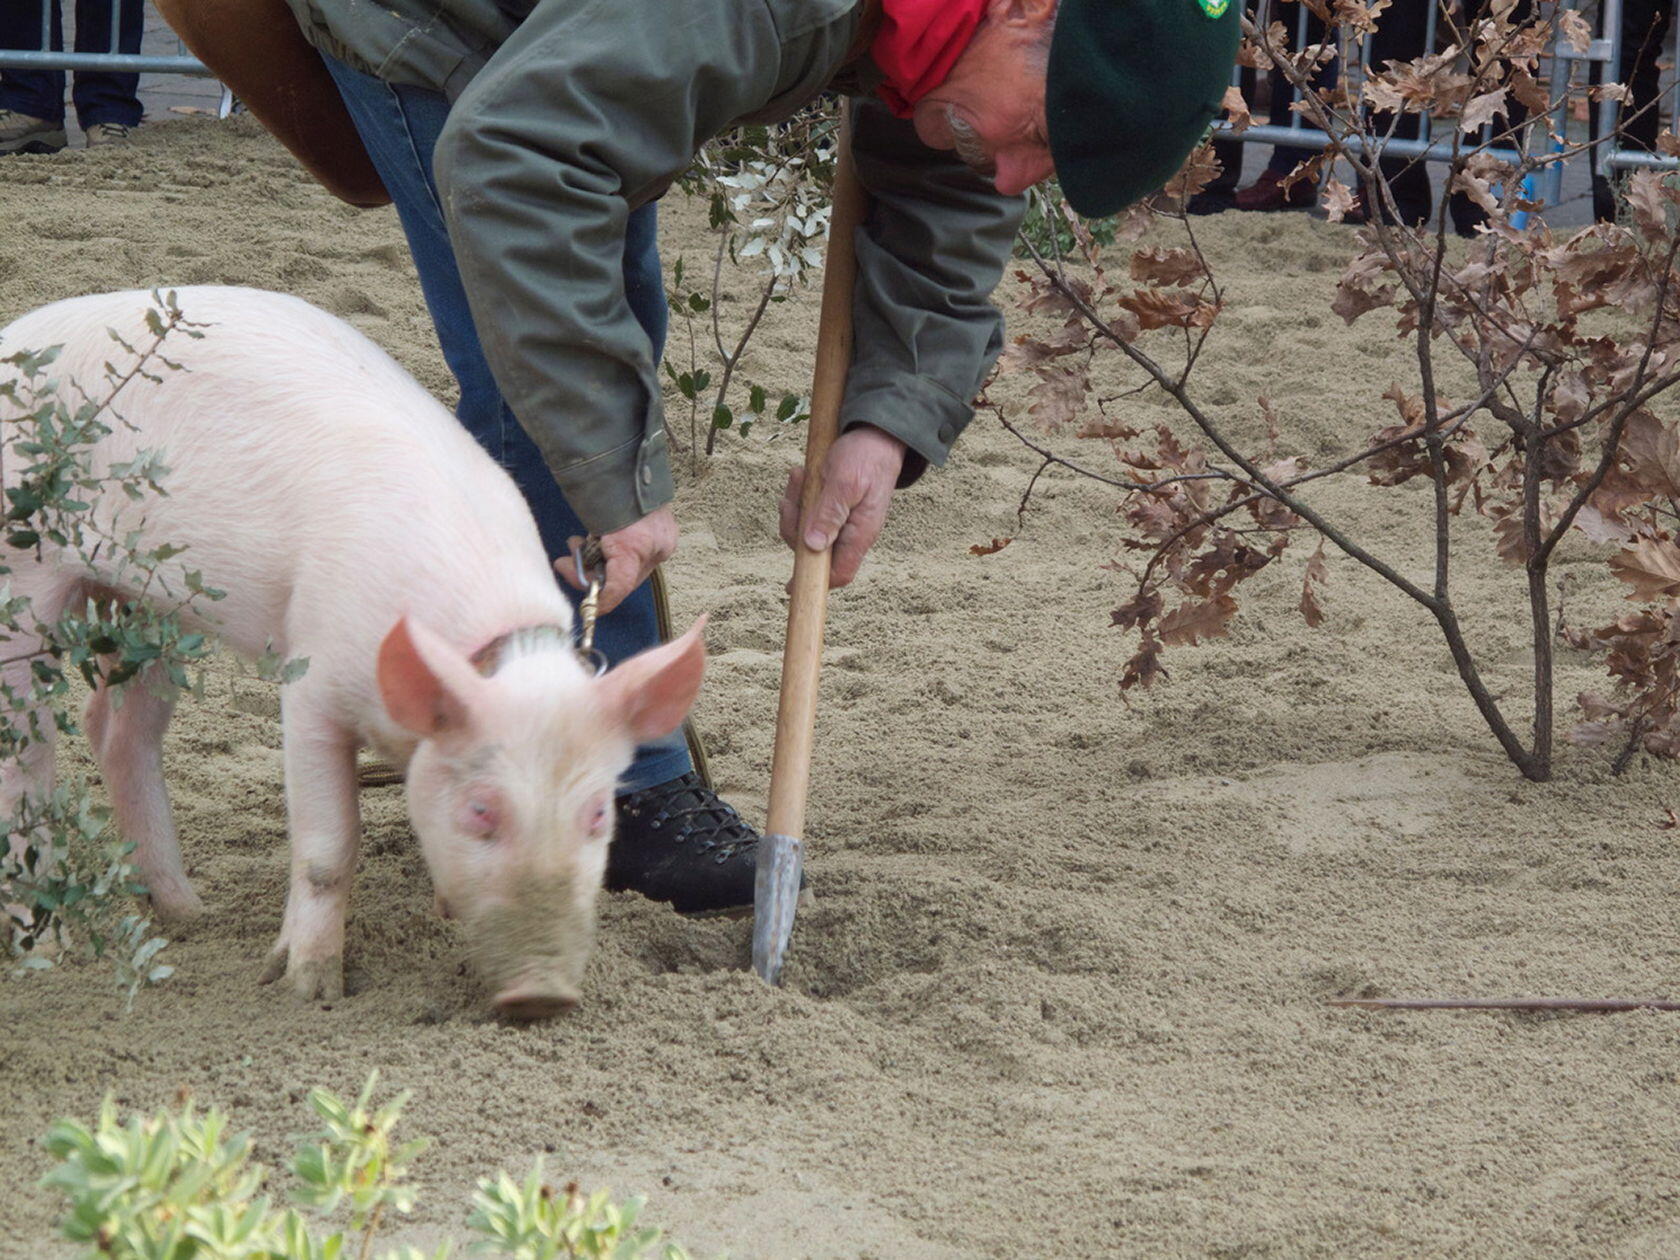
[765,107,867,842]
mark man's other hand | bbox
[778,425,907,588]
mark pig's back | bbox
[0,288,564,658]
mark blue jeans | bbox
[322,53,689,794]
[0,0,143,128]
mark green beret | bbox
[1046,0,1241,217]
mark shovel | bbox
[753,107,867,985]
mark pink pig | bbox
[0,286,705,1017]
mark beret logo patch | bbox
[1197,0,1230,16]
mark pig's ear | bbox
[377,617,484,742]
[597,616,707,743]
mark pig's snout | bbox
[493,982,580,1020]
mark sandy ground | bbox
[4,117,1680,1259]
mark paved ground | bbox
[12,0,1662,229]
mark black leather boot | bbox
[609,772,768,913]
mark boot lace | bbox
[616,772,758,863]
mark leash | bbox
[568,536,608,670]
[567,534,715,791]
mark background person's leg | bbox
[0,0,68,154]
[1592,0,1674,221]
[69,0,143,132]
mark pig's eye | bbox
[586,797,610,837]
[461,797,501,840]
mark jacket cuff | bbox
[841,371,973,490]
[549,427,675,536]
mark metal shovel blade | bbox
[752,832,803,985]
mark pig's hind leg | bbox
[85,664,201,923]
[0,572,81,851]
[259,683,360,1002]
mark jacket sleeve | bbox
[432,0,784,534]
[841,95,1026,487]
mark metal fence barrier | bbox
[0,0,224,106]
[2,0,1674,197]
[1593,0,1680,176]
[1217,0,1679,211]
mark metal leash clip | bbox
[569,536,609,676]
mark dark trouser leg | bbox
[70,0,143,129]
[0,0,66,123]
[1593,0,1674,221]
[1368,0,1530,234]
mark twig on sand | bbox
[1329,997,1680,1013]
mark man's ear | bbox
[991,0,1059,27]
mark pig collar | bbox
[469,623,599,677]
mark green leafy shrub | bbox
[1,292,309,996]
[40,1072,694,1260]
[0,293,224,996]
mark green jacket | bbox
[284,0,1024,533]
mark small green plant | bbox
[665,110,828,462]
[466,1165,689,1260]
[1015,180,1118,261]
[40,1073,695,1260]
[0,292,230,997]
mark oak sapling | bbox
[986,0,1680,781]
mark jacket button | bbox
[640,465,652,486]
[938,423,955,444]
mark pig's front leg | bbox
[259,696,361,1002]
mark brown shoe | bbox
[0,109,65,155]
[84,122,133,149]
[1234,168,1315,212]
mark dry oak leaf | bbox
[1111,589,1164,631]
[996,322,1088,373]
[1220,84,1252,136]
[1508,66,1553,119]
[1237,23,1288,69]
[970,537,1012,556]
[1300,541,1329,628]
[1609,536,1680,600]
[1157,595,1239,647]
[1559,8,1592,54]
[1571,504,1637,545]
[1458,87,1508,134]
[1619,409,1680,499]
[1661,807,1680,830]
[1321,178,1357,223]
[1130,246,1206,288]
[1625,170,1671,242]
[1488,499,1558,566]
[1117,288,1215,331]
[1120,634,1167,692]
[1026,363,1090,432]
[1332,0,1392,34]
[1332,251,1396,324]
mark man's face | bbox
[910,0,1057,197]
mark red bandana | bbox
[870,0,989,118]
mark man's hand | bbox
[777,426,907,588]
[558,505,678,615]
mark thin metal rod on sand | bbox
[1329,997,1680,1012]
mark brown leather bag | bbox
[153,0,390,207]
